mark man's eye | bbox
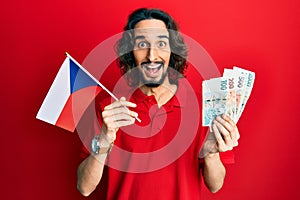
[137,42,149,48]
[158,41,167,48]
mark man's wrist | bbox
[91,134,114,155]
[204,152,220,162]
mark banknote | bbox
[233,70,247,121]
[223,69,237,121]
[202,66,255,126]
[233,66,255,120]
[202,77,235,126]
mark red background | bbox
[1,0,299,199]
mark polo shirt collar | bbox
[130,79,187,108]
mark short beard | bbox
[140,69,167,88]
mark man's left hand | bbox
[200,114,240,157]
[211,114,240,152]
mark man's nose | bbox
[147,46,158,62]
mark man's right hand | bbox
[101,97,138,144]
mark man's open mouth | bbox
[141,62,163,77]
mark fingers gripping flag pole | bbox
[36,52,140,132]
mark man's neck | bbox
[139,78,177,108]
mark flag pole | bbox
[65,52,141,123]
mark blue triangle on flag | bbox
[69,59,98,93]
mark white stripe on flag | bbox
[36,58,71,125]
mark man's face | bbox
[133,19,171,87]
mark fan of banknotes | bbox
[202,66,255,126]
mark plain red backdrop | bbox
[1,0,299,199]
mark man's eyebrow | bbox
[134,35,169,40]
[134,35,145,40]
[157,35,169,39]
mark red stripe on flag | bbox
[55,86,102,132]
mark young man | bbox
[77,8,239,199]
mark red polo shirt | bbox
[80,79,234,200]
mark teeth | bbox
[145,64,161,70]
[148,64,160,69]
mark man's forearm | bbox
[77,154,107,196]
[202,153,226,193]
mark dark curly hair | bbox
[115,8,188,87]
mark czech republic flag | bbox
[36,53,103,132]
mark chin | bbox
[141,73,167,88]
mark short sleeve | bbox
[198,150,235,165]
[219,150,235,164]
